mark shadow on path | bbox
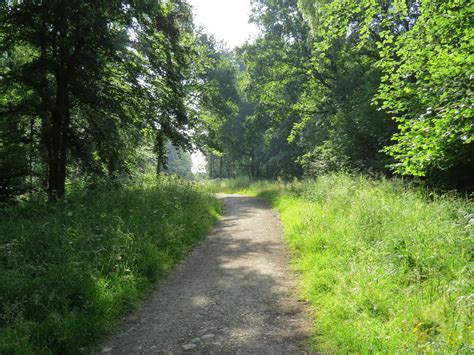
[100,194,312,354]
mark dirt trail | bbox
[100,194,312,354]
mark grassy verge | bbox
[0,176,221,354]
[207,174,473,352]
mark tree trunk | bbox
[209,154,214,179]
[38,12,70,202]
[219,156,223,178]
[155,130,165,178]
[249,149,255,181]
[47,64,70,201]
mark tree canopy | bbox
[201,0,473,189]
[0,0,197,200]
[1,0,472,200]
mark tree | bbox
[376,0,474,186]
[192,35,241,178]
[293,0,419,175]
[0,0,196,200]
[1,1,131,199]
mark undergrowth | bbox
[207,174,473,352]
[0,176,221,354]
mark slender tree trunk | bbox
[38,11,69,202]
[219,156,223,178]
[47,64,70,201]
[209,154,214,179]
[156,159,161,176]
[249,149,255,181]
[28,117,34,189]
[39,6,50,194]
[37,6,73,202]
[155,130,165,178]
[46,104,69,200]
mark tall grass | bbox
[201,175,286,195]
[209,174,473,352]
[0,176,221,354]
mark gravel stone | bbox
[201,334,215,340]
[182,344,197,351]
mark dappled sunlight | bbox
[190,295,212,308]
[101,194,312,353]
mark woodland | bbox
[1,0,472,199]
[0,0,473,353]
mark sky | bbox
[188,0,260,48]
[188,0,260,173]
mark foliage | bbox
[0,176,220,353]
[294,0,407,176]
[296,0,473,185]
[377,0,474,179]
[192,35,242,178]
[202,0,473,188]
[237,0,311,178]
[0,0,196,200]
[208,175,473,352]
[205,0,398,180]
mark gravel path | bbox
[100,194,312,354]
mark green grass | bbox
[207,174,473,352]
[0,176,221,354]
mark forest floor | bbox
[99,194,312,354]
